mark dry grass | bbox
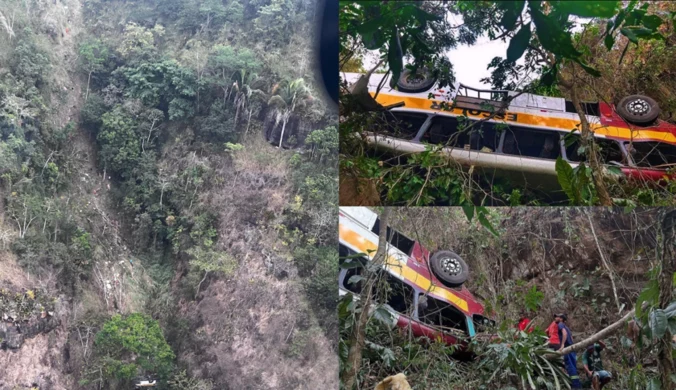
[0,250,30,289]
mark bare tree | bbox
[341,208,391,390]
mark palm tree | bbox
[266,78,312,148]
[231,70,265,135]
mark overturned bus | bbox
[343,71,676,192]
[339,206,494,355]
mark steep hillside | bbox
[0,0,337,388]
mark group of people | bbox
[546,313,612,390]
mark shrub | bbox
[94,313,175,382]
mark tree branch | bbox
[557,309,635,355]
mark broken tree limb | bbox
[585,210,622,314]
[556,309,635,356]
[348,59,388,112]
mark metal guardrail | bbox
[456,83,510,102]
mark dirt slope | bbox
[173,136,338,389]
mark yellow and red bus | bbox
[344,72,676,191]
[338,206,494,355]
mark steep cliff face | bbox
[1,0,338,387]
[160,132,338,389]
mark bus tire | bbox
[397,68,436,93]
[617,95,660,125]
[430,250,469,287]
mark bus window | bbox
[339,248,367,294]
[627,142,676,168]
[423,116,467,147]
[564,101,600,116]
[502,127,561,159]
[467,121,501,152]
[598,139,625,165]
[371,218,416,256]
[377,272,415,315]
[418,294,468,335]
[379,111,428,140]
[566,137,625,165]
[422,116,500,152]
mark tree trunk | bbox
[341,208,391,390]
[278,116,288,148]
[557,309,635,356]
[197,74,200,114]
[234,98,241,129]
[195,271,209,300]
[561,76,612,206]
[658,209,676,388]
[85,71,92,102]
[245,109,253,136]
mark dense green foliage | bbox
[1,0,336,387]
[93,313,175,382]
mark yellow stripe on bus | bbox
[373,93,676,144]
[339,223,469,312]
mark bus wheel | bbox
[617,95,660,125]
[397,68,436,93]
[430,250,469,287]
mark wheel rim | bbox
[440,257,462,276]
[626,99,651,117]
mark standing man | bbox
[546,314,561,350]
[583,341,612,390]
[557,313,581,389]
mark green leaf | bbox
[388,28,404,89]
[372,304,397,329]
[339,259,365,269]
[649,309,668,339]
[556,1,619,18]
[499,0,526,31]
[462,205,475,222]
[604,33,615,50]
[412,7,442,23]
[530,7,581,58]
[555,157,577,203]
[606,166,623,176]
[355,14,381,35]
[506,22,532,62]
[668,318,676,336]
[620,27,639,43]
[540,64,558,86]
[636,279,659,318]
[646,377,661,390]
[477,208,499,237]
[620,335,633,348]
[347,275,363,285]
[604,20,614,34]
[664,301,676,318]
[358,18,386,50]
[642,15,664,31]
[630,26,660,38]
[576,60,601,77]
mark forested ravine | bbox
[0,0,338,389]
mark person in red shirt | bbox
[547,313,562,350]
